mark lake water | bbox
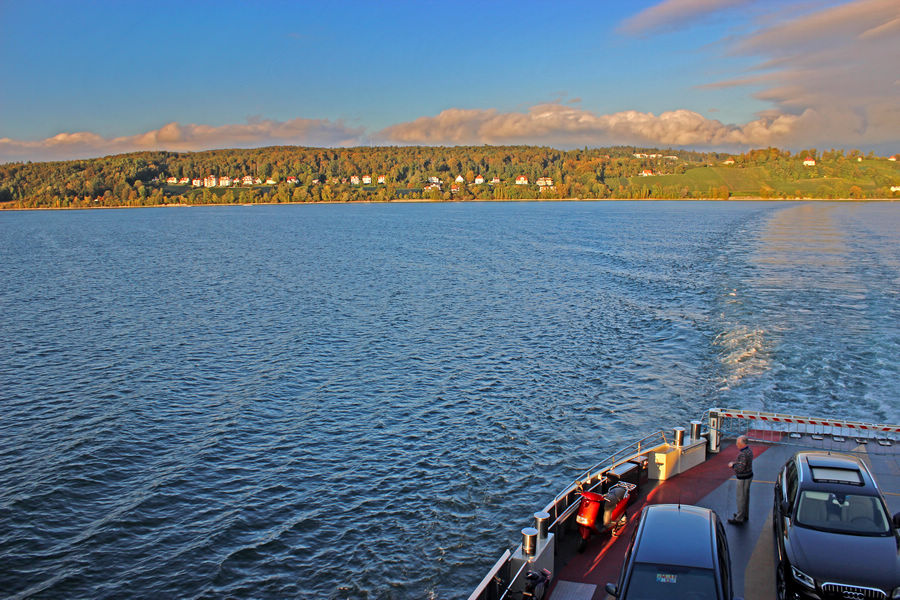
[1,201,898,598]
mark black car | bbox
[605,504,735,599]
[773,451,900,599]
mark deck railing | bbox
[467,431,670,600]
[707,408,899,454]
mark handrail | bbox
[496,558,530,600]
[562,430,669,500]
[466,549,510,600]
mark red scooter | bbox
[575,481,636,552]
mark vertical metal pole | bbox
[709,410,721,453]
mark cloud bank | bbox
[1,105,807,163]
[0,118,365,163]
[376,104,801,148]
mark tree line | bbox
[1,145,896,209]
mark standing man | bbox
[727,435,753,525]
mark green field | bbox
[627,160,899,198]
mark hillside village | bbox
[164,172,557,194]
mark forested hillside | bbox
[1,145,897,209]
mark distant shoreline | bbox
[2,197,896,212]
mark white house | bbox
[423,183,441,192]
[203,176,218,187]
[377,175,386,184]
[891,185,900,192]
[450,184,460,193]
[722,159,735,165]
[455,175,465,183]
[427,176,441,184]
[192,178,202,187]
[362,175,372,184]
[178,177,190,184]
[889,155,898,161]
[166,176,178,184]
[265,178,277,185]
[640,170,654,177]
[219,176,232,187]
[515,175,529,185]
[474,175,484,185]
[350,176,360,185]
[490,176,501,185]
[287,176,298,184]
[536,177,554,187]
[803,158,816,166]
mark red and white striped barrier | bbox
[716,409,900,433]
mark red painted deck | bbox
[549,435,900,600]
[552,442,769,598]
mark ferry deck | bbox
[469,410,900,600]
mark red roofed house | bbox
[166,176,178,184]
[474,175,484,185]
[362,175,372,184]
[640,170,653,176]
[803,158,816,166]
[515,175,529,185]
[377,175,386,184]
[490,176,501,185]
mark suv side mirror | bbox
[605,582,618,597]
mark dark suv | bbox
[605,504,735,599]
[773,451,900,599]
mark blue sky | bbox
[1,0,897,161]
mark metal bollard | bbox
[522,527,538,556]
[534,511,550,539]
[690,420,702,442]
[673,426,685,447]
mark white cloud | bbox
[620,0,752,34]
[377,103,802,148]
[0,118,366,163]
[725,0,900,147]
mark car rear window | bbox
[809,466,862,484]
[795,491,890,534]
[625,563,718,599]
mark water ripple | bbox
[1,202,898,598]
